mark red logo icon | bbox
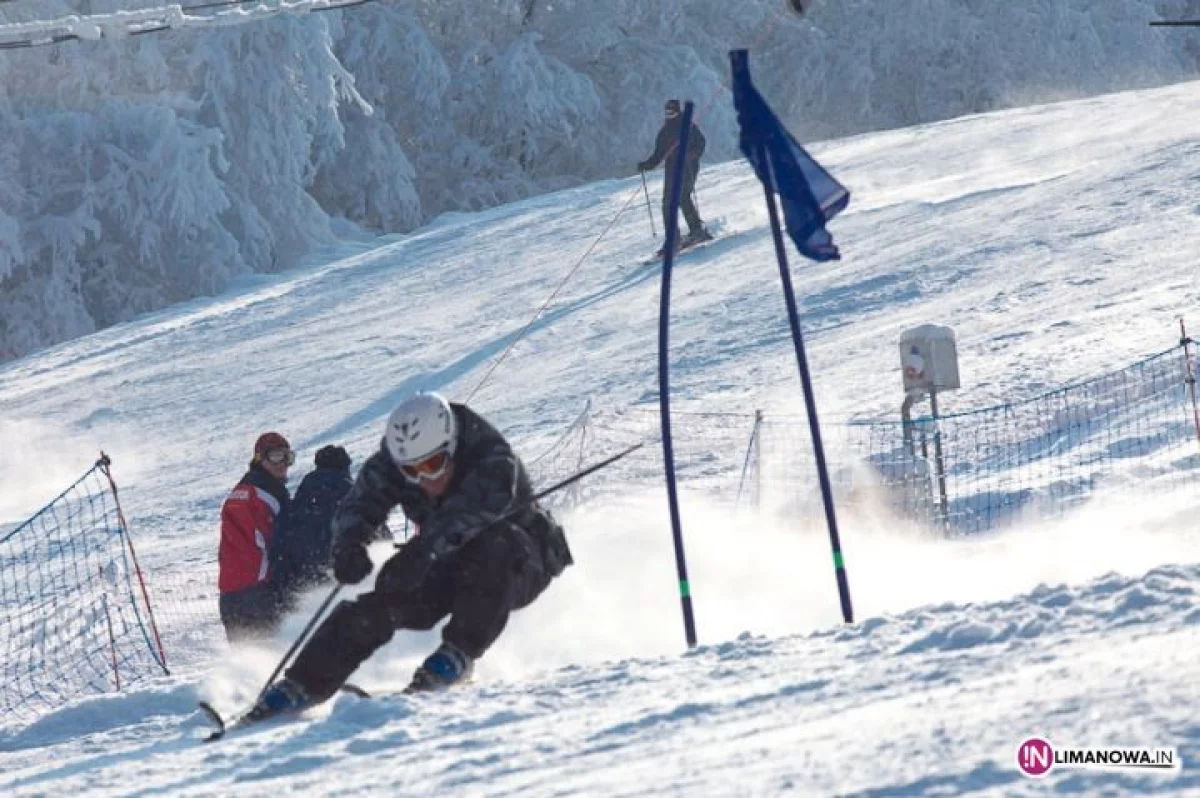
[1017,738,1054,778]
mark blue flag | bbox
[730,49,849,262]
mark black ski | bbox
[642,238,711,265]
[196,683,376,742]
[196,700,309,742]
[196,700,240,742]
[641,227,736,266]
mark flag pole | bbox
[730,48,854,624]
[754,146,854,624]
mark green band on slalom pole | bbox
[679,580,691,598]
[832,551,844,570]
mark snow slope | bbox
[3,78,1200,794]
[4,564,1200,796]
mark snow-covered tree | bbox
[0,0,1195,361]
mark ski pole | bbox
[640,170,657,237]
[532,441,642,500]
[255,585,342,705]
[256,441,644,699]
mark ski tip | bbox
[197,701,227,742]
[340,683,371,699]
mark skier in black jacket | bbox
[638,98,710,252]
[268,445,391,615]
[249,392,572,717]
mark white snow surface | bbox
[3,79,1200,794]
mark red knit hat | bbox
[253,431,290,460]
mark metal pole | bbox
[929,388,950,534]
[755,409,764,510]
[734,409,763,511]
[1180,318,1200,449]
[101,572,120,692]
[639,170,657,237]
[901,392,918,455]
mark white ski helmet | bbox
[384,392,458,468]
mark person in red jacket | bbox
[218,431,293,643]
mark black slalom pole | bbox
[755,142,854,625]
[658,101,700,649]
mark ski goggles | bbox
[262,448,295,466]
[398,448,451,484]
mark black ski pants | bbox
[219,582,282,644]
[662,162,703,236]
[286,522,552,699]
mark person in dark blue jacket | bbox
[269,445,390,613]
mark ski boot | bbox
[246,678,313,722]
[404,642,475,693]
[682,226,713,248]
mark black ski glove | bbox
[332,540,373,585]
[637,161,651,173]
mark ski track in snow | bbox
[3,80,1200,794]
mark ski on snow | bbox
[196,683,374,742]
[639,221,735,266]
[640,236,719,265]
